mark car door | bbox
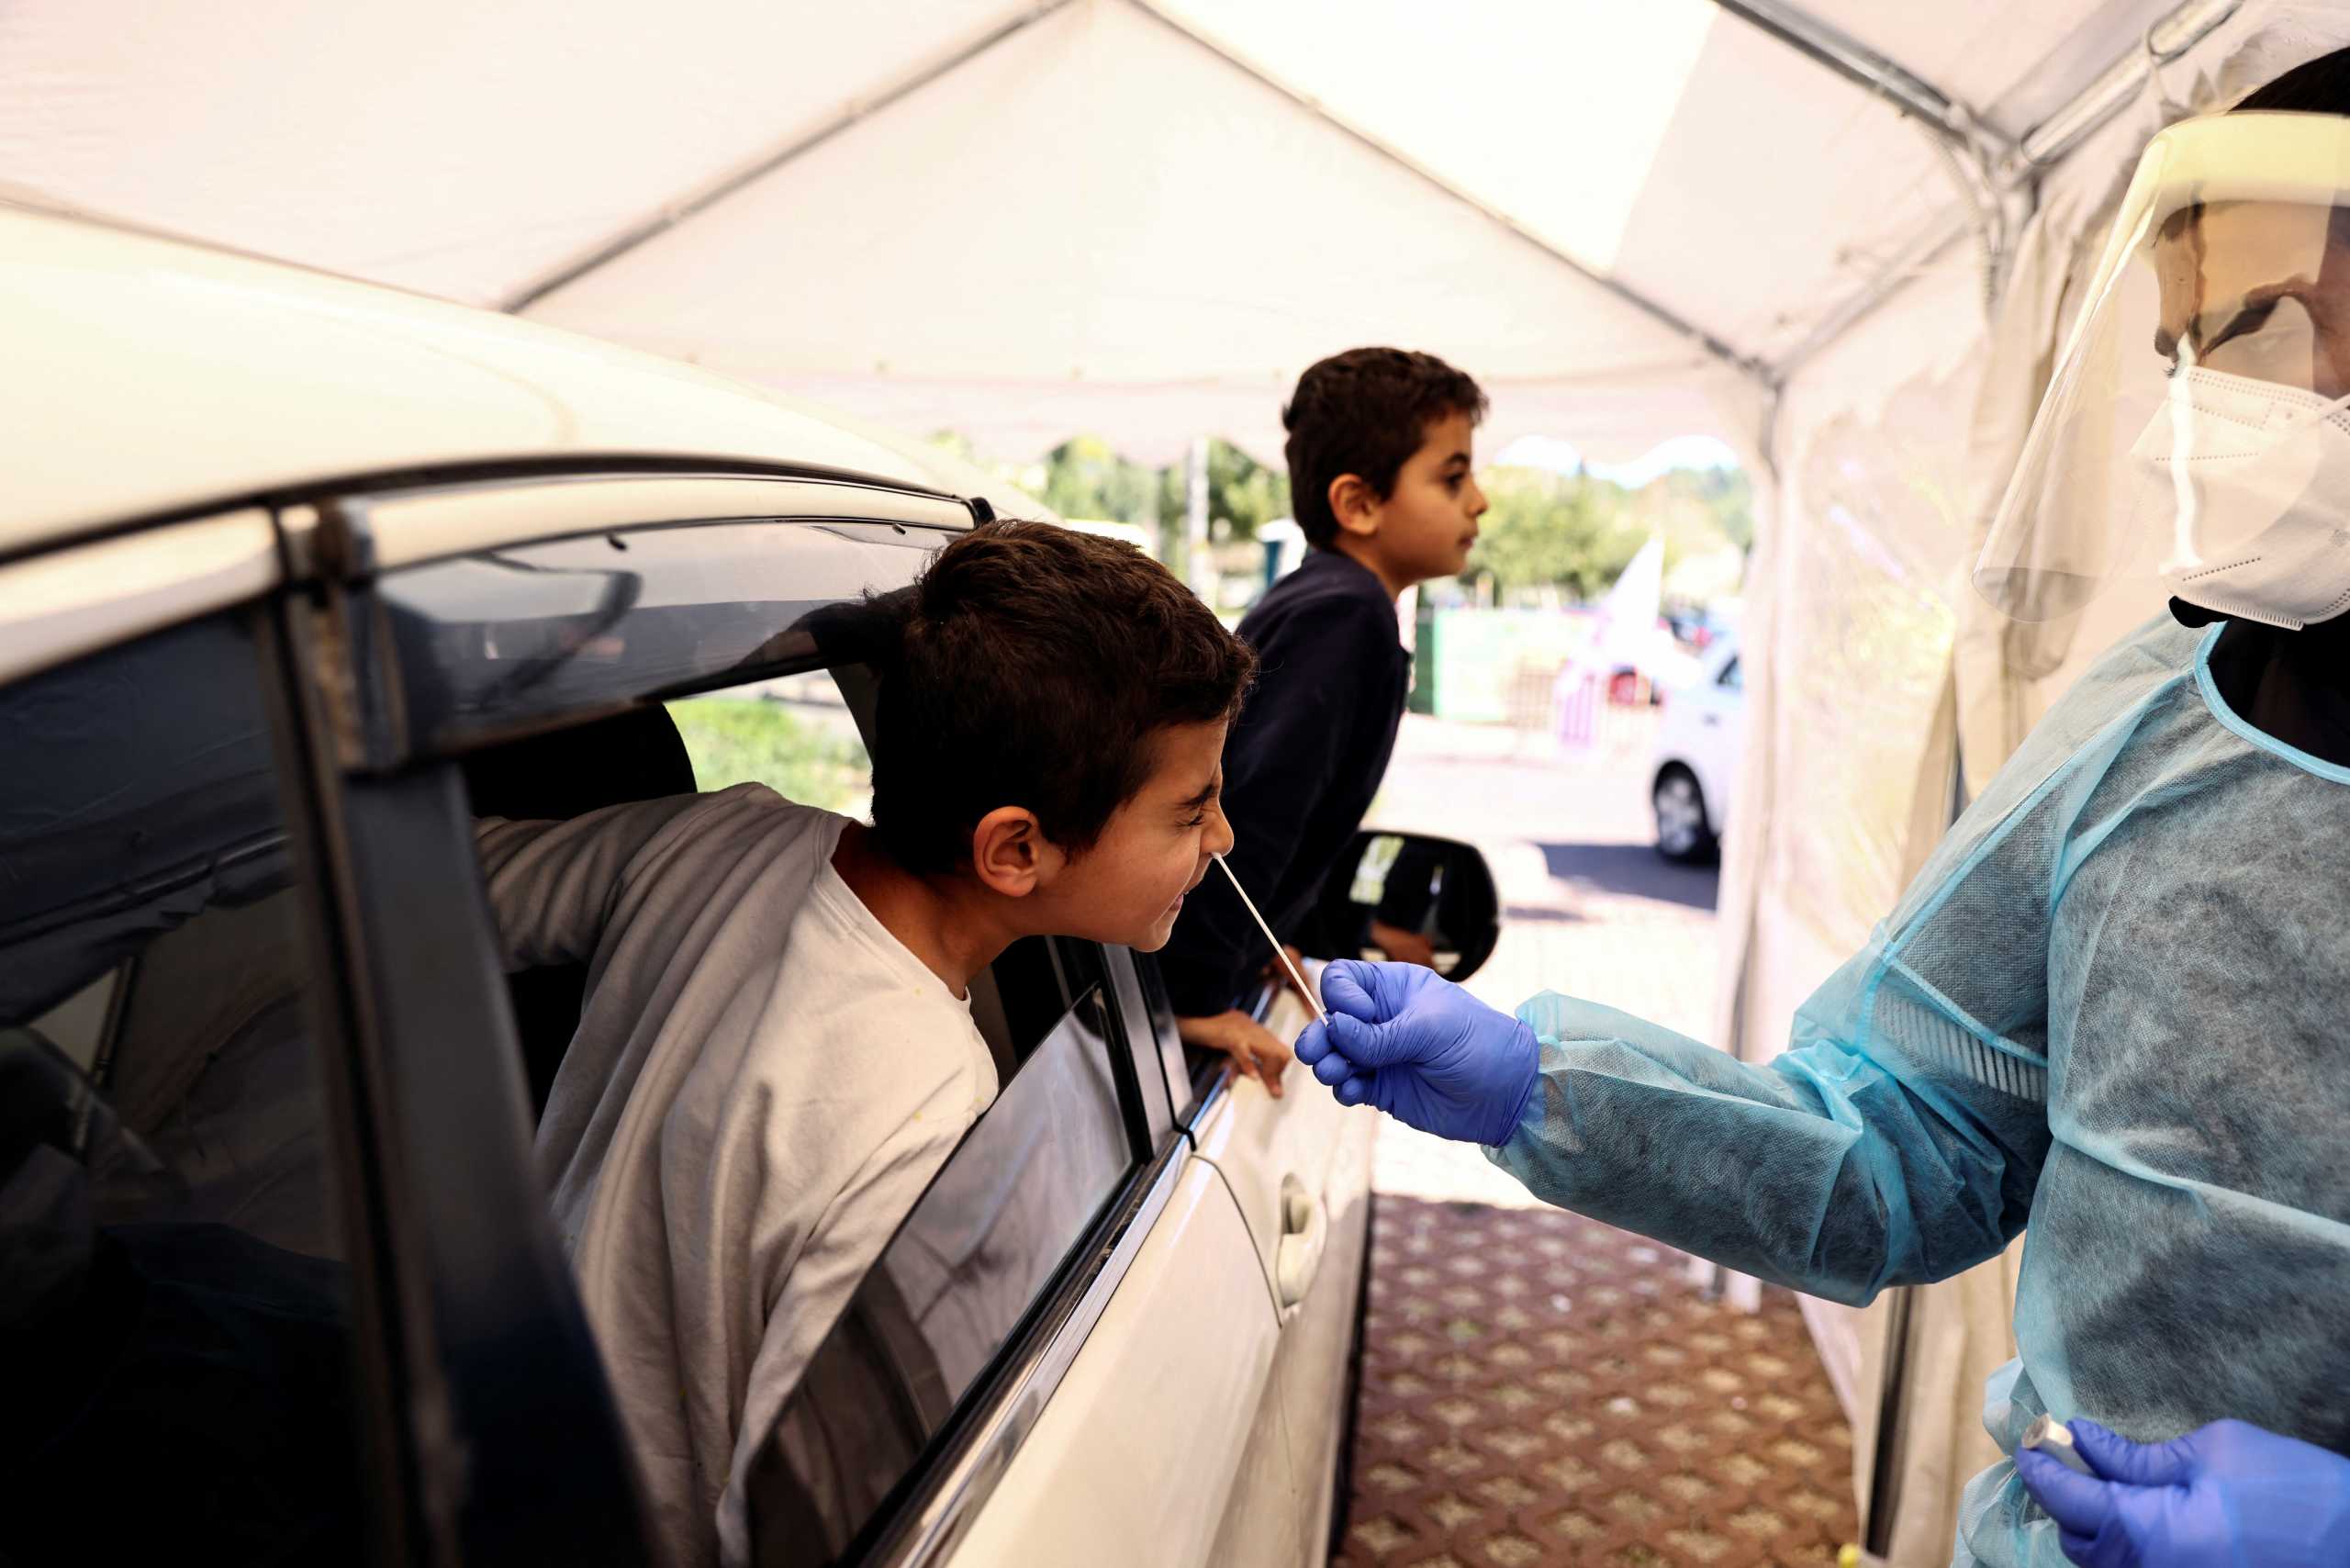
[1691,646,1746,829]
[1181,973,1371,1551]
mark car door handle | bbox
[1701,713,1721,726]
[1275,1175,1327,1314]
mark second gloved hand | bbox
[2016,1417,2350,1568]
[1292,959,1538,1148]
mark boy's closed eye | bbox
[1177,778,1221,829]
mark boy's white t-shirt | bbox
[475,784,998,1568]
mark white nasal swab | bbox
[1213,853,1327,1025]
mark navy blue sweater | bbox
[1158,549,1411,1017]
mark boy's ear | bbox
[968,806,1059,898]
[1327,473,1382,541]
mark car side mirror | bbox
[1302,831,1501,984]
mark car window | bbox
[670,669,873,821]
[0,610,364,1562]
[743,962,1142,1566]
[1718,655,1743,691]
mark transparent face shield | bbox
[1975,113,2350,625]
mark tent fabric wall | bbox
[1719,3,2350,1552]
[1713,257,2005,1557]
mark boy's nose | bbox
[1205,804,1237,857]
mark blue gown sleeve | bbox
[1490,939,2050,1307]
[1477,621,2202,1305]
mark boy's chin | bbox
[1120,913,1181,952]
[1404,542,1472,586]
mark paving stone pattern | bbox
[1333,1197,1858,1568]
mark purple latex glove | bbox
[1291,959,1538,1148]
[2017,1417,2350,1568]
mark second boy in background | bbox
[1158,347,1488,1091]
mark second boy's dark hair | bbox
[869,521,1257,874]
[1284,347,1488,549]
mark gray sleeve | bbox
[473,793,707,969]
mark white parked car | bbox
[0,199,1497,1568]
[1650,635,1745,862]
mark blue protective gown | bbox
[1487,617,2350,1568]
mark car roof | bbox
[2,200,1042,556]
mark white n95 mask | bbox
[2126,365,2350,629]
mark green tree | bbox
[1471,466,1649,600]
[1152,438,1290,543]
[1036,433,1162,522]
[1636,465,1754,553]
[930,430,1292,562]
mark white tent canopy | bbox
[0,0,2189,466]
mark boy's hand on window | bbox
[1179,1011,1292,1098]
[1368,921,1438,969]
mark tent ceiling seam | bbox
[1123,0,1779,392]
[499,0,1082,314]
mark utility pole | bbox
[1185,435,1213,602]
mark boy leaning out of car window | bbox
[472,521,1258,1568]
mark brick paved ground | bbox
[1331,711,1859,1566]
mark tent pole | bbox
[501,0,1081,313]
[2009,0,2244,174]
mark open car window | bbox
[395,508,1169,1565]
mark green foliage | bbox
[1470,463,1752,602]
[1036,433,1163,524]
[1150,439,1291,544]
[930,430,1290,545]
[666,698,868,812]
[1472,467,1650,600]
[1638,465,1755,554]
[927,425,1751,606]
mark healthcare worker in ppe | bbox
[1295,50,2350,1568]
